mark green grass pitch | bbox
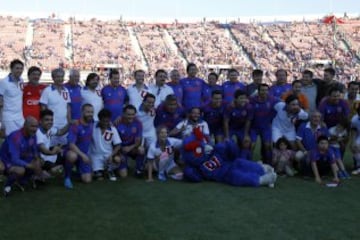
[0,151,359,240]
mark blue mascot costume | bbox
[182,126,277,187]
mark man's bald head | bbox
[24,116,39,136]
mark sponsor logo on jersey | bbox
[26,99,39,105]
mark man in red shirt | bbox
[23,66,46,120]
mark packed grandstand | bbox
[0,14,359,85]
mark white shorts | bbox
[272,127,296,143]
[91,154,111,171]
[3,118,24,136]
[42,154,58,164]
[143,133,157,148]
[153,156,178,174]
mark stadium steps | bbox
[24,21,34,65]
[305,23,333,59]
[127,26,149,71]
[25,22,34,47]
[227,27,257,68]
[222,27,255,68]
[259,25,293,63]
[338,33,360,62]
[64,24,73,64]
[162,28,188,68]
[276,24,307,60]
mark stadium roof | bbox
[0,11,358,23]
[0,0,359,23]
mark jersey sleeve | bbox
[32,137,39,157]
[297,109,309,120]
[136,120,143,138]
[296,124,305,140]
[111,126,122,145]
[0,79,6,96]
[202,121,210,136]
[36,130,46,145]
[274,101,284,112]
[67,124,78,144]
[8,135,29,167]
[169,137,182,149]
[39,87,49,105]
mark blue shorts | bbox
[210,127,224,137]
[230,129,253,143]
[250,127,272,143]
[63,148,92,174]
[76,157,92,174]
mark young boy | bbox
[224,90,253,146]
[309,136,339,184]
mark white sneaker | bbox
[352,168,360,175]
[285,166,295,177]
[260,172,277,188]
[107,171,117,181]
[259,172,273,186]
[268,173,277,188]
[3,186,12,197]
[169,172,184,181]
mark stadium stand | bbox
[0,15,359,85]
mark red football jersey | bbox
[23,83,46,120]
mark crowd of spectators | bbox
[0,16,27,69]
[133,24,185,77]
[27,19,69,72]
[0,16,359,84]
[72,19,143,71]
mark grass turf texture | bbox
[0,149,359,240]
